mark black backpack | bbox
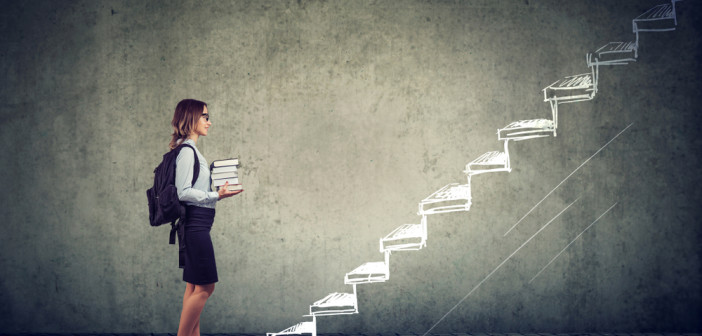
[146,144,200,245]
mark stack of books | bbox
[210,158,242,192]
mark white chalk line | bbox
[421,197,580,336]
[528,202,618,283]
[504,123,633,237]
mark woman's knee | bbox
[182,283,196,300]
[195,283,215,298]
[204,283,215,296]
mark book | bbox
[217,184,243,192]
[212,158,239,167]
[212,165,238,174]
[211,158,242,192]
[213,177,239,187]
[211,171,238,180]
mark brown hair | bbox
[169,99,208,150]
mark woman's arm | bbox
[175,147,219,204]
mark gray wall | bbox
[1,0,700,334]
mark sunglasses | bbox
[201,113,209,122]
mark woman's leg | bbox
[178,283,195,336]
[181,283,195,307]
[192,318,201,336]
[190,284,215,336]
[177,283,215,336]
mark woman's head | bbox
[169,99,209,149]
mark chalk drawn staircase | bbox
[266,2,681,335]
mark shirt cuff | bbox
[208,191,219,202]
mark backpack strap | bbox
[178,143,200,186]
[168,143,201,246]
[169,221,178,245]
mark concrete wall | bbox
[1,0,700,334]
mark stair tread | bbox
[547,73,593,90]
[543,72,597,103]
[384,223,423,240]
[312,292,355,307]
[591,42,638,65]
[422,183,472,203]
[310,291,357,316]
[348,261,387,275]
[596,41,637,53]
[502,118,554,130]
[269,321,315,336]
[635,3,674,21]
[381,223,425,251]
[498,119,555,141]
[419,183,472,214]
[469,151,507,166]
[465,150,511,176]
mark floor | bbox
[2,333,700,336]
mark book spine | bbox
[211,166,239,174]
[211,172,238,180]
[217,184,243,192]
[213,177,240,186]
[212,159,239,167]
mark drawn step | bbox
[465,150,511,176]
[419,182,472,215]
[591,41,638,65]
[543,54,599,135]
[498,119,555,141]
[633,0,680,33]
[380,216,427,252]
[344,260,389,285]
[267,320,316,336]
[543,72,596,104]
[309,290,358,316]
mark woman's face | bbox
[194,106,211,137]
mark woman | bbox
[169,99,242,336]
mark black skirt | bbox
[182,205,218,285]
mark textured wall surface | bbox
[0,0,700,334]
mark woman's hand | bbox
[218,181,243,200]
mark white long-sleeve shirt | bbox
[175,139,218,209]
